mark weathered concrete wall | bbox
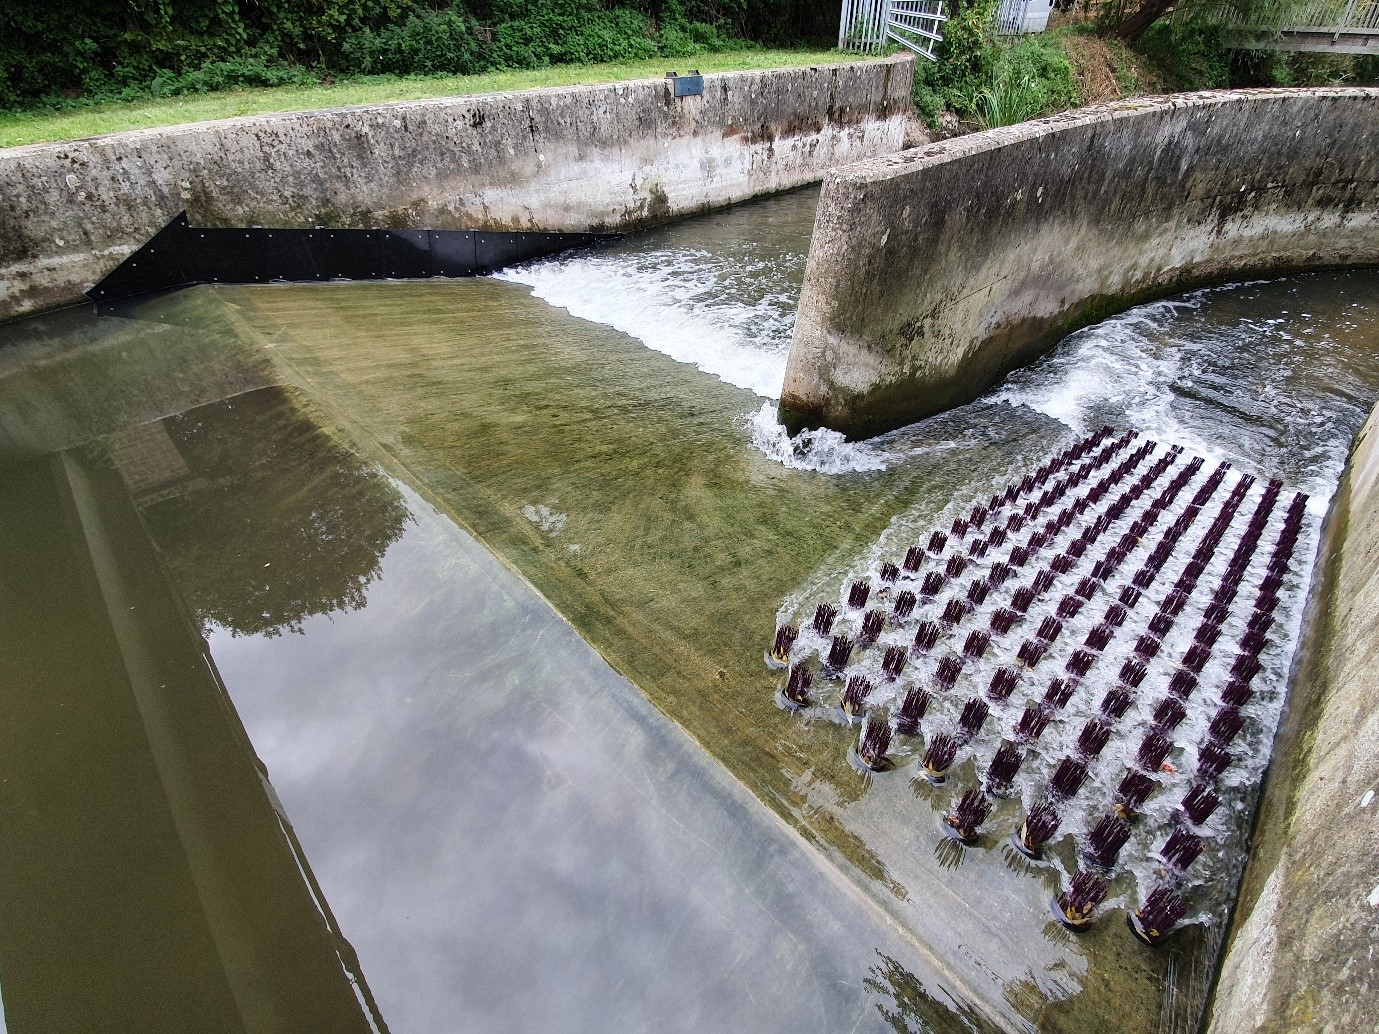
[780,88,1379,439]
[1207,403,1379,1033]
[0,56,913,320]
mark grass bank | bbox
[0,50,859,150]
[911,18,1161,133]
[912,14,1376,136]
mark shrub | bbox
[487,2,660,68]
[911,14,1078,129]
[343,9,483,76]
[989,35,1078,122]
[1132,19,1231,90]
[147,54,317,98]
[977,65,1037,128]
[909,0,1001,125]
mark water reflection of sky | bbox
[207,481,980,1034]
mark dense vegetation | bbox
[912,0,1377,131]
[0,0,846,110]
[910,0,1081,128]
[2,0,1374,125]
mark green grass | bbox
[0,50,862,149]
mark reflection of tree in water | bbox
[864,952,996,1034]
[139,387,410,637]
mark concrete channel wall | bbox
[0,55,914,320]
[1208,404,1379,1033]
[780,87,1379,439]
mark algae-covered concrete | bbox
[780,88,1379,439]
[1208,404,1379,1032]
[0,56,913,320]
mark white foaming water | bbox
[501,232,905,474]
[779,438,1320,930]
[745,402,893,474]
[993,287,1357,518]
[498,250,794,400]
[995,299,1211,457]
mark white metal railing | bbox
[994,0,1031,34]
[1180,0,1379,35]
[992,0,1055,35]
[1250,0,1379,31]
[839,0,948,59]
[1279,0,1379,32]
[839,0,889,51]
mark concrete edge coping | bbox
[0,53,914,160]
[827,85,1379,188]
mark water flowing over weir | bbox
[2,184,1379,1033]
[491,187,1379,1030]
[496,187,893,474]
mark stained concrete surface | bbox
[780,88,1379,439]
[0,56,913,320]
[1209,401,1379,1033]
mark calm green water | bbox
[0,322,972,1033]
[1,187,1377,1033]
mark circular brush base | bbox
[940,815,978,846]
[847,745,890,774]
[1009,831,1044,861]
[1079,852,1116,875]
[775,688,809,713]
[1050,896,1094,932]
[764,651,788,671]
[1127,911,1166,947]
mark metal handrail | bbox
[1174,0,1378,33]
[840,0,946,59]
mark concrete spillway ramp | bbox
[5,182,1379,1031]
[0,289,989,1033]
[779,87,1379,439]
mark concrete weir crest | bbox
[779,87,1379,440]
[0,55,914,321]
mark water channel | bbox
[1,185,1376,1033]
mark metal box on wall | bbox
[666,71,704,98]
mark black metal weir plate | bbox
[87,212,614,304]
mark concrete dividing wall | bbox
[780,87,1379,439]
[1208,404,1379,1032]
[0,56,913,320]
